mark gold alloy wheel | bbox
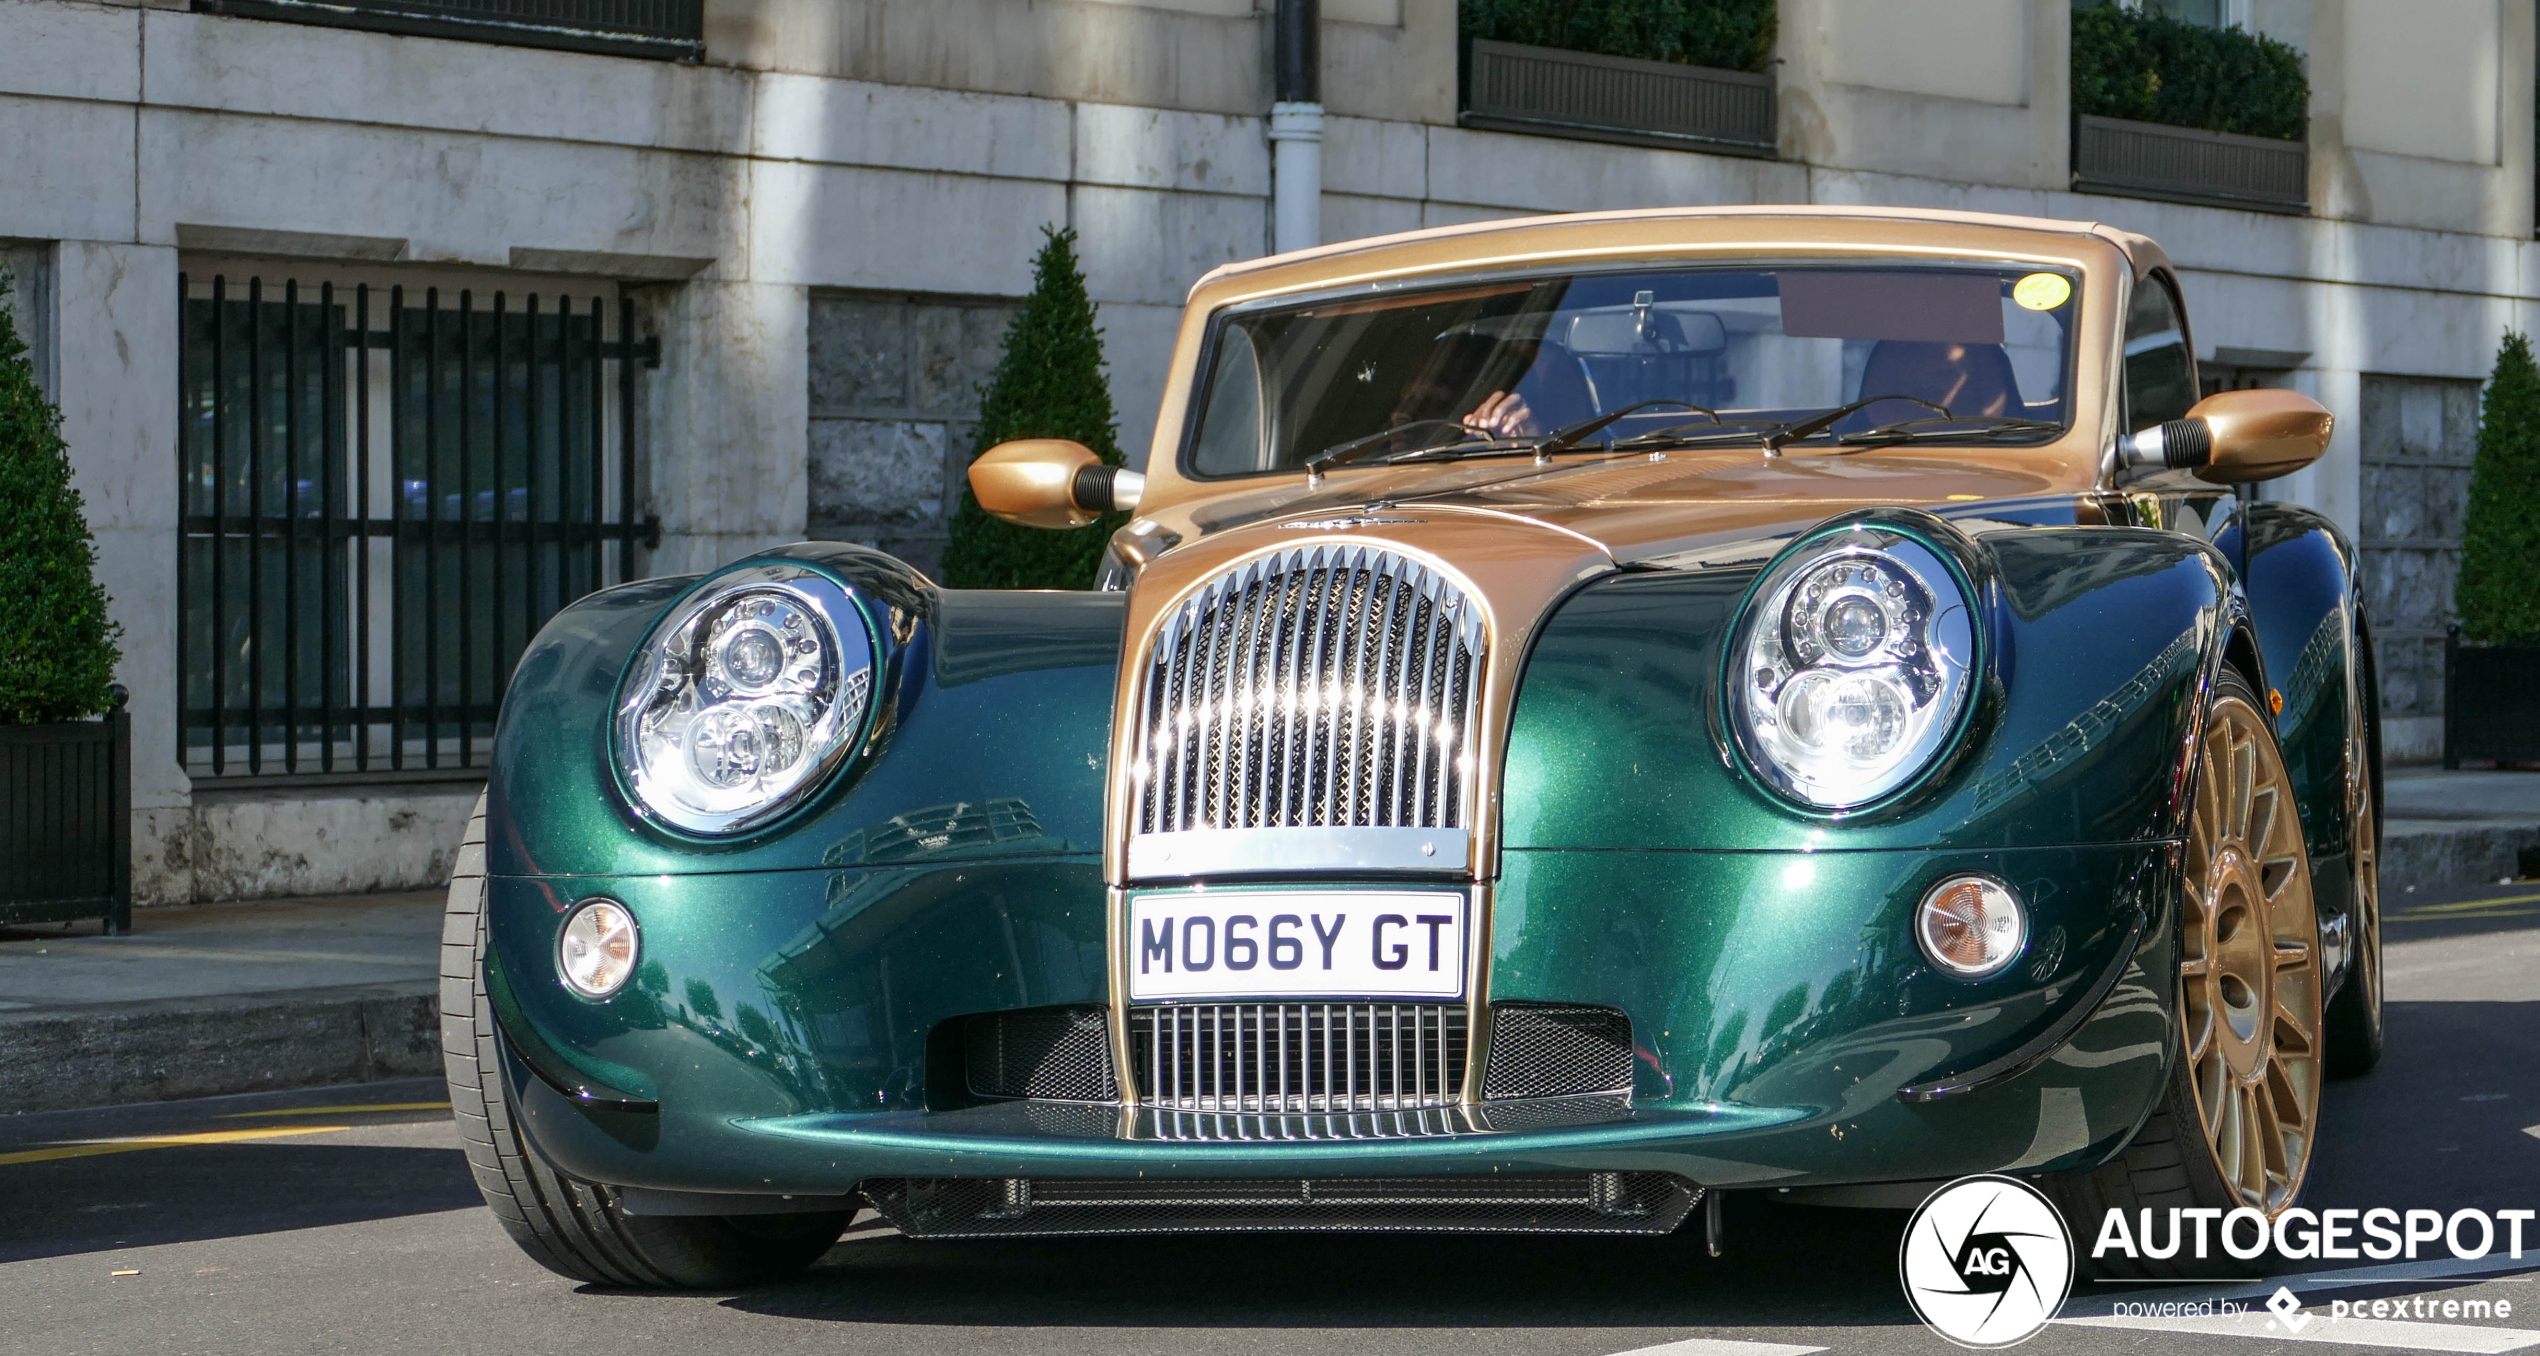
[2180,690,2323,1212]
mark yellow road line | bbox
[2390,905,2540,922]
[2399,891,2540,914]
[218,1101,449,1118]
[0,1125,350,1167]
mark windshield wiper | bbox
[1305,418,1504,478]
[1602,394,1952,456]
[1304,400,1708,478]
[1760,394,1950,453]
[1832,414,2064,448]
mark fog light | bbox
[559,898,639,998]
[1916,875,2024,978]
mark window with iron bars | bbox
[177,273,660,780]
[191,0,705,61]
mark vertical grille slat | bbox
[1134,547,1481,839]
[1130,1002,1466,1112]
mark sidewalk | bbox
[0,892,442,1115]
[2385,766,2540,893]
[3,768,2535,1116]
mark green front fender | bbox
[485,544,1125,879]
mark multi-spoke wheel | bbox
[2045,668,2324,1277]
[2178,685,2322,1211]
[2325,663,2385,1076]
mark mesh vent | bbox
[1133,545,1484,835]
[965,1005,1117,1102]
[1142,1106,1465,1142]
[1131,1002,1465,1112]
[1480,1004,1634,1100]
[863,1172,1699,1238]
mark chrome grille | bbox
[1134,546,1483,837]
[1131,1002,1467,1112]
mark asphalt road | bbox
[3,880,2536,1356]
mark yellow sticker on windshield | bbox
[2013,272,2072,312]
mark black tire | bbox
[2324,625,2384,1078]
[2043,669,2322,1281]
[440,792,849,1288]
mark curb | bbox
[0,981,439,1115]
[2385,820,2540,896]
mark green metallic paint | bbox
[1491,844,2170,1107]
[487,546,1125,879]
[1501,527,2226,855]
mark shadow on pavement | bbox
[2312,1000,2540,1214]
[719,1195,1915,1331]
[0,1139,478,1263]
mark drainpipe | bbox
[1270,0,1322,255]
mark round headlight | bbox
[615,564,877,835]
[559,898,640,998]
[1729,523,1978,810]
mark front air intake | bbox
[1480,1003,1635,1100]
[1130,1001,1466,1113]
[965,1005,1118,1102]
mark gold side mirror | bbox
[2116,387,2333,484]
[967,439,1145,529]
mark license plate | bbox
[1126,890,1467,1001]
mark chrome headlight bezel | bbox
[1724,515,1988,814]
[612,562,880,837]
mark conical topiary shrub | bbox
[2456,331,2540,645]
[940,227,1126,590]
[0,269,121,724]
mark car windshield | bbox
[1183,262,2081,477]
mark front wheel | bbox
[2046,669,2324,1279]
[440,792,849,1287]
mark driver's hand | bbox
[1463,390,1536,438]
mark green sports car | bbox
[442,206,2382,1287]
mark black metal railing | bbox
[193,0,703,61]
[176,274,660,779]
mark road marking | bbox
[2392,907,2540,923]
[2060,1311,2540,1352]
[2402,891,2540,912]
[2526,1125,2540,1141]
[218,1101,449,1118]
[0,1125,349,1166]
[1600,1340,1828,1356]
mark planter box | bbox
[2444,630,2540,767]
[2072,113,2309,215]
[1,700,130,933]
[1461,38,1776,158]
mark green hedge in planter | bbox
[939,227,1126,591]
[0,269,121,725]
[2457,331,2540,645]
[1461,0,1776,73]
[2072,3,2307,140]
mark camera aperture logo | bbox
[1900,1175,2075,1348]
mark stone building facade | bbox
[1,0,2533,902]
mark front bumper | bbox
[491,841,2178,1204]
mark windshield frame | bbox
[1173,255,2088,483]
